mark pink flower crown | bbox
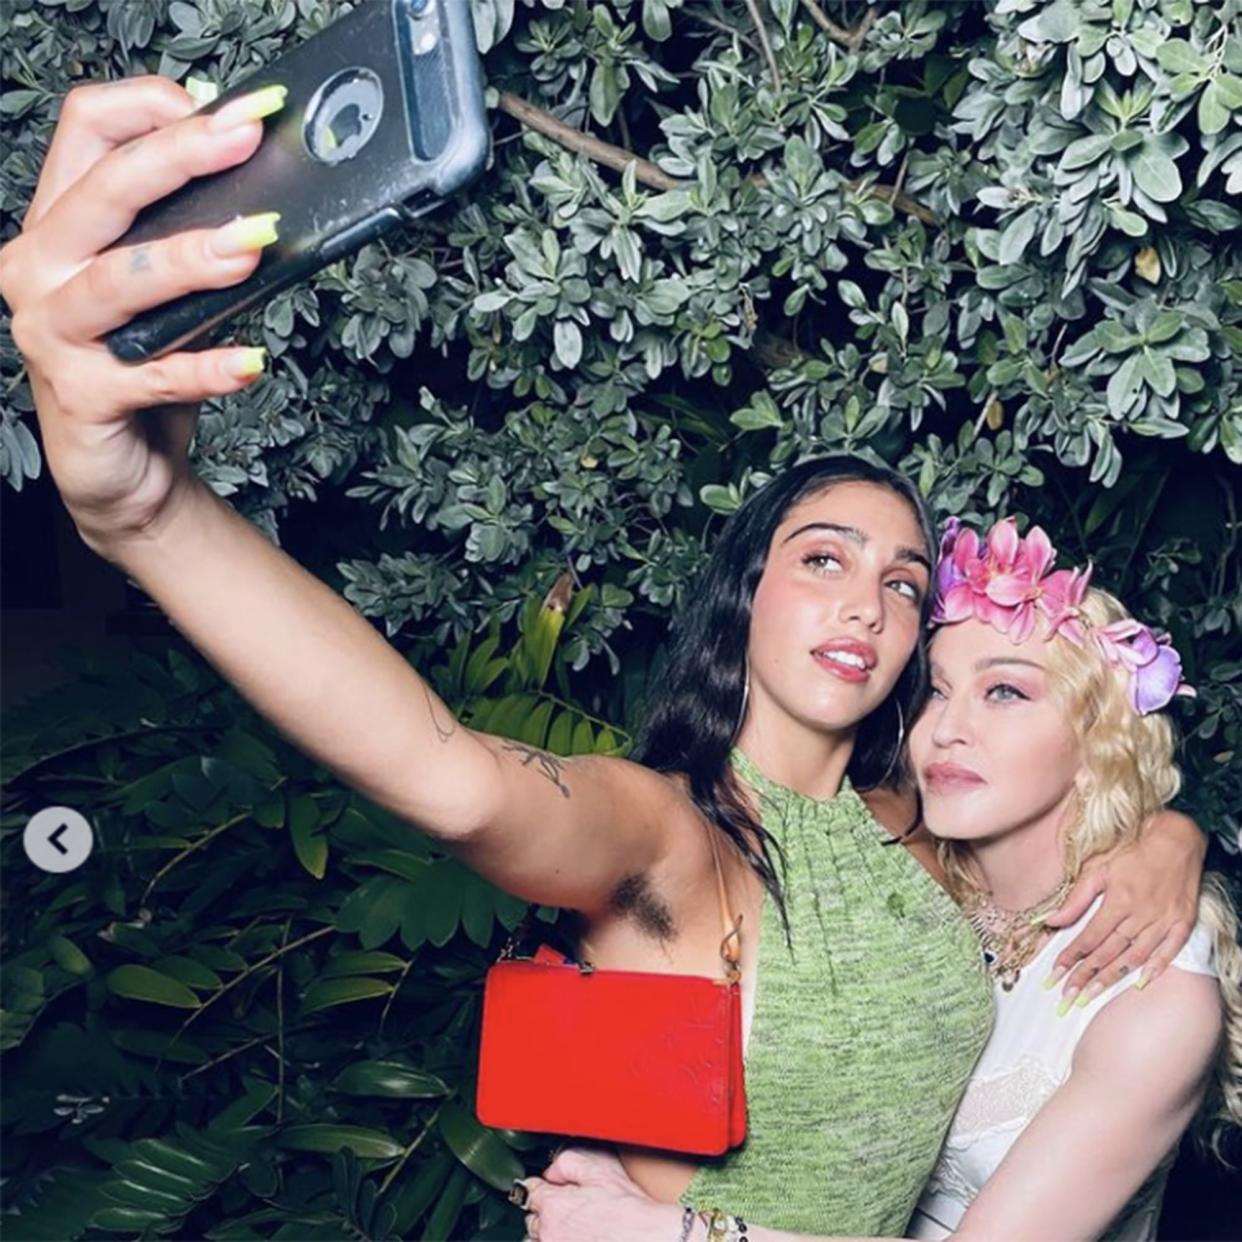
[932,517,1195,717]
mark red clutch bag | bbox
[476,825,746,1156]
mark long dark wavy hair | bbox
[632,455,938,938]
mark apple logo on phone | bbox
[306,68,384,165]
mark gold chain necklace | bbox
[962,874,1072,991]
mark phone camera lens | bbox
[409,0,439,54]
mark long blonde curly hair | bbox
[936,586,1242,1164]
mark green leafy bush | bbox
[2,588,607,1239]
[2,0,1239,1236]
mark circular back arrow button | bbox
[24,807,95,873]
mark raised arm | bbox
[103,477,677,912]
[0,75,676,915]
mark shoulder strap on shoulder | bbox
[705,822,743,983]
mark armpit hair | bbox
[608,873,676,943]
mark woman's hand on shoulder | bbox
[1039,809,1206,1007]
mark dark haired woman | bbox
[519,521,1240,1242]
[0,77,1208,1236]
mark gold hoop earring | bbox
[732,659,751,743]
[875,701,906,788]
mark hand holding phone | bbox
[0,76,290,555]
[104,0,489,363]
[0,0,489,553]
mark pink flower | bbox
[982,519,1055,641]
[1041,565,1093,647]
[932,517,1056,642]
[933,518,983,624]
[930,515,1194,717]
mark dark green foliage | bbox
[2,613,596,1239]
[2,0,1240,1236]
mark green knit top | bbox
[679,748,994,1235]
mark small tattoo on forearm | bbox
[129,246,153,274]
[421,682,456,744]
[500,742,571,799]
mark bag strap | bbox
[705,822,743,984]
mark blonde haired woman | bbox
[524,516,1240,1242]
[902,519,1239,1241]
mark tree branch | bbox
[850,177,937,225]
[747,170,938,225]
[496,90,936,224]
[800,0,879,51]
[682,7,761,54]
[494,88,935,370]
[743,0,783,92]
[496,90,682,192]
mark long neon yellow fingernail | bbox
[212,212,281,257]
[209,85,288,132]
[186,76,220,108]
[1056,997,1073,1017]
[1042,965,1066,990]
[1135,972,1150,991]
[227,347,266,379]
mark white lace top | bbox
[908,898,1217,1241]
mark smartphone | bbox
[104,0,489,364]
